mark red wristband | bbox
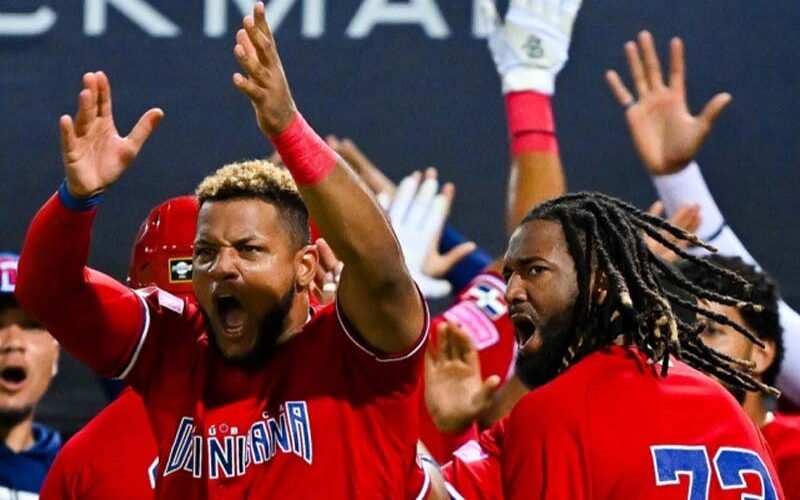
[270,113,337,185]
[505,91,558,156]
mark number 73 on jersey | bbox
[651,445,779,499]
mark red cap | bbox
[127,196,199,301]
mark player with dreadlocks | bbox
[425,191,784,499]
[512,191,775,393]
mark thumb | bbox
[127,108,164,153]
[699,92,732,127]
[434,242,478,277]
[475,375,502,409]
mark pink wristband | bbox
[270,113,338,185]
[505,91,558,156]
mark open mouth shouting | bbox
[214,292,248,341]
[510,306,539,353]
[0,364,28,394]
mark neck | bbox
[743,390,771,427]
[0,415,35,453]
[276,290,311,345]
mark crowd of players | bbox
[2,0,799,498]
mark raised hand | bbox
[60,72,163,197]
[388,169,476,299]
[425,322,501,434]
[232,1,297,137]
[482,0,583,94]
[605,32,732,175]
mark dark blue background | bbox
[1,2,798,306]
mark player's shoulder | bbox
[133,286,205,331]
[511,369,588,427]
[62,389,149,453]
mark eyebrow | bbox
[506,256,550,267]
[193,236,265,247]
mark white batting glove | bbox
[388,173,453,300]
[482,0,583,95]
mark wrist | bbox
[263,106,299,138]
[651,161,726,241]
[58,179,103,212]
[501,69,555,96]
[269,113,337,186]
[505,91,558,156]
[650,160,694,177]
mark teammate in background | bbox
[0,253,61,498]
[606,31,800,405]
[680,255,800,497]
[327,139,490,298]
[330,0,584,460]
[426,191,784,499]
[17,3,428,498]
[40,195,198,500]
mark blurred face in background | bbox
[0,299,59,426]
[699,301,774,404]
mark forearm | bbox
[300,166,407,285]
[271,113,423,352]
[504,92,566,235]
[16,188,144,376]
[651,161,753,261]
[651,162,800,402]
[507,155,565,234]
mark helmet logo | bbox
[169,258,193,283]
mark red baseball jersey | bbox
[40,388,157,499]
[420,272,516,463]
[19,194,430,499]
[762,413,800,498]
[444,346,784,500]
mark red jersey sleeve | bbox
[332,287,429,393]
[442,419,505,500]
[40,445,79,500]
[16,193,147,378]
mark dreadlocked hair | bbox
[519,192,779,397]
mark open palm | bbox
[61,72,163,197]
[606,32,731,175]
[425,322,500,434]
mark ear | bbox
[751,338,777,381]
[294,245,318,291]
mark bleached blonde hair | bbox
[196,159,309,248]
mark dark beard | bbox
[0,405,34,428]
[206,286,296,366]
[515,307,579,390]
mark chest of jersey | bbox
[136,306,425,499]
